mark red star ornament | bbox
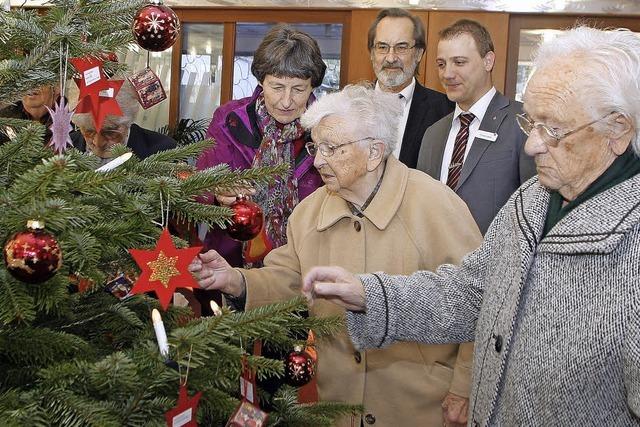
[129,228,202,310]
[70,56,109,110]
[164,384,202,427]
[75,79,124,133]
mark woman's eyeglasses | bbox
[305,137,374,157]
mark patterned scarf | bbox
[244,93,306,266]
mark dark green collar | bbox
[543,148,640,237]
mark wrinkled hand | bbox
[188,250,243,296]
[442,392,469,427]
[302,266,366,311]
[215,187,256,206]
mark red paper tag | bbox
[128,67,167,109]
[225,400,269,427]
[240,355,257,404]
[164,384,202,427]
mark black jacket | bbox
[71,123,176,159]
[399,82,454,169]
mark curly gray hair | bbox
[300,83,403,158]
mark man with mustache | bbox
[368,8,454,168]
[416,19,536,235]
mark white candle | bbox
[95,152,133,172]
[151,308,169,357]
[210,300,222,316]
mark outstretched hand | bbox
[188,249,243,297]
[302,266,367,312]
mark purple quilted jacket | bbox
[196,86,323,267]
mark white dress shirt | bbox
[439,86,497,183]
[375,78,416,160]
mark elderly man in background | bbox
[71,81,176,164]
[367,8,454,168]
[0,85,59,143]
[190,84,482,426]
[304,27,640,425]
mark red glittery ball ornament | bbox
[284,345,316,387]
[3,220,62,284]
[132,1,181,52]
[227,196,264,241]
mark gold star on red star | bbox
[129,228,202,310]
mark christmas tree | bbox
[0,1,355,425]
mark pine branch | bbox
[0,271,36,325]
[270,386,363,427]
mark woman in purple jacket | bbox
[197,25,326,268]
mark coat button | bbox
[354,351,362,363]
[494,334,503,353]
[353,221,361,232]
[365,413,376,424]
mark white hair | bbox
[300,83,403,158]
[533,26,640,153]
[71,80,141,129]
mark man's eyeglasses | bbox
[306,137,374,157]
[81,127,125,143]
[516,112,615,147]
[373,42,416,56]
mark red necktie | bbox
[446,112,475,189]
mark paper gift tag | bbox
[104,273,134,300]
[225,400,269,427]
[240,355,257,404]
[165,384,202,427]
[128,67,167,109]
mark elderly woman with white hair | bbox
[304,27,640,425]
[71,81,176,164]
[189,84,482,426]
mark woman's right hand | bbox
[188,250,245,297]
[215,187,256,206]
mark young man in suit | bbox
[417,19,536,235]
[368,8,454,168]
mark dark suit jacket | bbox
[398,82,454,168]
[417,91,537,234]
[71,123,176,159]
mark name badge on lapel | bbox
[476,130,498,142]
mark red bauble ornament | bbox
[132,1,181,52]
[3,220,62,284]
[284,345,316,387]
[227,196,264,241]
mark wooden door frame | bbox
[170,8,350,128]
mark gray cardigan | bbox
[348,175,640,426]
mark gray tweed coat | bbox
[347,175,640,426]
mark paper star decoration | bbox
[70,56,109,105]
[75,79,124,133]
[70,56,123,132]
[46,97,74,154]
[129,228,202,310]
[164,385,202,427]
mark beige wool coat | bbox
[243,156,482,426]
